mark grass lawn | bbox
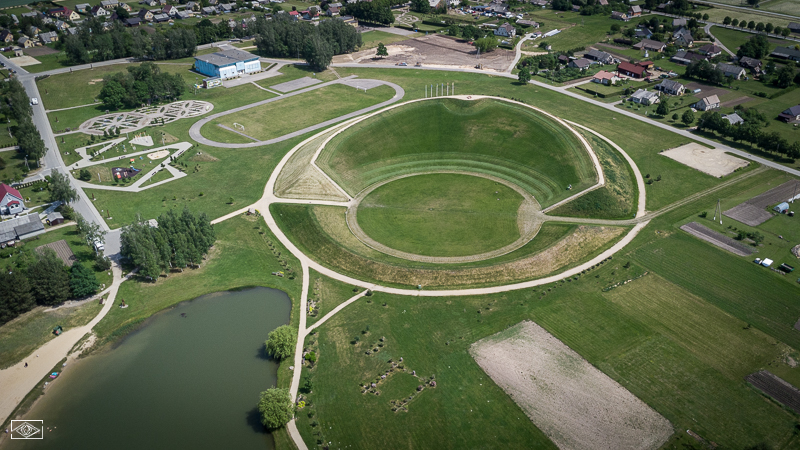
[0,149,31,185]
[359,30,421,49]
[549,129,637,220]
[73,153,169,187]
[709,26,783,55]
[0,302,102,370]
[357,174,524,257]
[258,64,339,89]
[521,9,641,51]
[703,6,794,29]
[139,167,174,187]
[23,52,71,74]
[307,268,362,326]
[318,97,594,207]
[202,84,395,142]
[759,0,800,16]
[47,105,105,133]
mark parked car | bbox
[397,62,408,66]
[30,98,38,105]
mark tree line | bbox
[697,108,800,159]
[0,241,101,326]
[253,15,361,71]
[98,62,186,110]
[63,17,197,65]
[0,79,47,164]
[343,0,399,25]
[120,208,216,281]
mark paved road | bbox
[188,77,405,148]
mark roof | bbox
[672,18,686,26]
[698,94,720,106]
[585,49,612,60]
[699,44,721,54]
[629,5,641,12]
[618,61,647,75]
[0,184,22,201]
[631,89,659,100]
[674,27,692,40]
[787,22,800,30]
[593,70,617,80]
[0,214,44,242]
[194,48,259,67]
[739,56,761,67]
[657,79,684,91]
[635,39,666,50]
[717,62,743,74]
[771,46,800,59]
[722,113,744,125]
[571,57,591,68]
[782,105,800,116]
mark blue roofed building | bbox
[194,49,261,79]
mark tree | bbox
[610,23,621,33]
[747,0,760,5]
[79,169,92,181]
[781,28,791,37]
[99,79,127,110]
[410,0,430,13]
[747,21,756,31]
[737,34,771,59]
[774,26,783,36]
[302,34,333,72]
[765,23,774,33]
[518,68,531,84]
[27,248,71,306]
[49,171,78,204]
[773,65,795,88]
[474,36,498,53]
[265,324,297,360]
[0,271,35,325]
[702,13,709,21]
[257,388,293,430]
[70,263,99,298]
[723,16,731,25]
[656,98,669,116]
[672,112,679,121]
[376,42,388,58]
[682,109,695,126]
[755,22,765,32]
[731,19,739,27]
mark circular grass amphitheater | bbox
[270,96,644,290]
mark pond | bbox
[7,287,291,450]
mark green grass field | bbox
[202,84,395,142]
[359,30,421,49]
[318,98,595,207]
[307,269,362,326]
[709,26,783,54]
[357,174,524,257]
[704,6,794,28]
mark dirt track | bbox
[680,221,755,256]
[472,321,673,450]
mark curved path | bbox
[345,170,543,264]
[704,24,736,57]
[188,77,405,149]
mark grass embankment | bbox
[357,174,524,257]
[257,64,339,90]
[332,67,717,211]
[359,30,420,49]
[202,84,396,142]
[549,129,637,220]
[0,225,114,368]
[318,98,594,208]
[306,269,362,326]
[272,203,623,289]
[295,169,800,450]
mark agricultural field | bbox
[709,26,783,55]
[703,6,794,28]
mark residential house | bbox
[141,0,159,6]
[177,11,192,19]
[340,15,358,26]
[788,22,800,34]
[21,11,42,19]
[186,1,200,11]
[722,113,744,125]
[611,11,628,21]
[326,6,341,16]
[630,89,660,105]
[672,18,686,27]
[617,61,649,78]
[0,184,25,215]
[27,25,40,37]
[329,2,343,7]
[739,56,762,72]
[717,62,745,79]
[119,3,133,11]
[152,13,170,22]
[124,17,141,26]
[91,6,109,17]
[778,105,800,122]
[0,30,13,44]
[635,28,652,39]
[67,28,78,35]
[219,3,234,12]
[569,58,592,70]
[694,94,720,111]
[697,44,722,58]
[592,70,620,85]
[633,39,666,52]
[671,50,704,65]
[771,46,800,62]
[628,5,642,16]
[516,19,538,28]
[584,48,615,64]
[17,36,35,48]
[288,10,300,19]
[39,31,58,44]
[75,3,91,12]
[201,7,216,14]
[655,79,685,95]
[55,20,70,31]
[657,2,671,10]
[673,27,693,47]
[162,4,178,16]
[301,9,319,20]
[48,7,80,21]
[138,9,154,20]
[101,0,120,9]
[494,23,516,38]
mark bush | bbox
[95,254,112,271]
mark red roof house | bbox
[0,183,25,215]
[617,61,649,78]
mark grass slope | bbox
[357,174,524,257]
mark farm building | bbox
[717,63,745,80]
[194,49,261,79]
[778,105,800,122]
[47,211,65,225]
[774,202,789,213]
[0,183,25,215]
[633,39,667,52]
[671,50,704,65]
[739,56,762,72]
[569,58,591,70]
[771,46,800,62]
[584,49,616,64]
[722,113,744,125]
[655,79,685,96]
[0,214,45,243]
[697,44,722,58]
[617,61,649,78]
